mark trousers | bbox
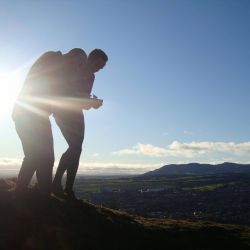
[14,115,54,195]
[53,110,84,191]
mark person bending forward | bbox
[52,48,108,199]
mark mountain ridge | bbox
[142,162,250,176]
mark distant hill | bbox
[142,162,250,176]
[0,178,250,250]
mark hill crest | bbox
[0,178,249,250]
[142,162,250,176]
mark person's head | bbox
[87,49,108,73]
[65,48,87,69]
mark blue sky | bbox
[0,0,250,175]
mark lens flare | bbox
[0,71,21,119]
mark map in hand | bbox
[82,97,103,110]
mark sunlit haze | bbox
[0,71,21,119]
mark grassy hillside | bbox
[0,178,250,250]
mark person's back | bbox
[12,51,62,121]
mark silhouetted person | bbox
[52,49,108,199]
[12,51,62,196]
[12,49,90,197]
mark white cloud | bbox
[113,141,250,158]
[48,162,165,175]
[92,153,100,157]
[113,143,168,157]
[0,158,22,170]
[0,158,162,175]
[77,162,163,175]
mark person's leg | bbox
[35,119,55,196]
[15,117,54,196]
[15,118,39,193]
[52,114,73,189]
[65,113,84,193]
[53,148,71,188]
[53,112,84,193]
[16,156,37,193]
[64,138,83,193]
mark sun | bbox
[0,71,21,119]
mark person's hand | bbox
[92,99,103,109]
[82,99,92,110]
[84,105,91,110]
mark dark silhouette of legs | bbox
[65,144,82,192]
[53,111,84,193]
[15,117,54,196]
[16,156,37,192]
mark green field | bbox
[74,173,250,193]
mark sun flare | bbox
[0,71,21,119]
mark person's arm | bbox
[75,95,103,110]
[77,72,103,110]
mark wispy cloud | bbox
[113,141,250,158]
[0,158,22,171]
[0,158,162,175]
[77,162,163,175]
